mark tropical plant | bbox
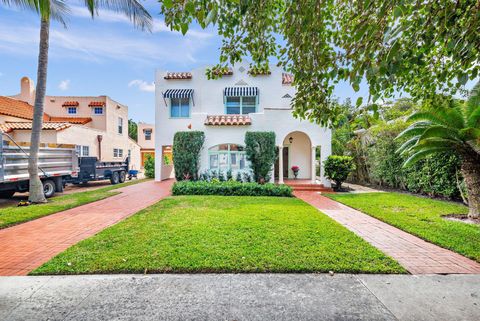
[144,154,155,179]
[3,0,152,203]
[128,119,138,141]
[245,131,276,183]
[172,131,205,181]
[324,155,356,191]
[397,83,480,218]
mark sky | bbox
[0,0,366,122]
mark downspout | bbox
[97,135,103,160]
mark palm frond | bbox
[403,147,450,167]
[411,138,460,152]
[467,106,480,128]
[396,123,429,140]
[94,0,152,31]
[417,125,462,142]
[396,135,420,154]
[460,128,480,141]
[466,81,480,118]
[407,111,451,127]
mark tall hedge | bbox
[245,131,276,183]
[173,131,205,181]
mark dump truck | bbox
[0,136,131,199]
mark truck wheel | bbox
[110,172,120,185]
[0,190,15,198]
[119,171,126,183]
[43,180,56,198]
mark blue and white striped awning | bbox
[163,89,194,99]
[224,87,259,97]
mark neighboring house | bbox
[154,62,331,186]
[137,122,156,168]
[2,77,140,169]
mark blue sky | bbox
[0,0,366,122]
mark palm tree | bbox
[397,83,480,218]
[2,0,152,203]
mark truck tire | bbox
[43,180,56,198]
[0,190,15,198]
[119,171,126,183]
[110,172,120,185]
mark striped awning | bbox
[224,87,259,97]
[163,89,194,99]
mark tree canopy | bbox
[159,0,479,126]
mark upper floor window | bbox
[118,117,123,134]
[67,107,77,115]
[144,129,152,141]
[93,107,103,115]
[225,96,257,115]
[170,98,190,118]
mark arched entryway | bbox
[275,131,313,181]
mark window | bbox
[208,144,247,171]
[114,148,124,158]
[82,146,89,157]
[170,98,190,118]
[67,107,77,114]
[118,117,123,134]
[225,96,257,114]
[144,129,152,141]
[93,107,103,115]
[75,145,90,157]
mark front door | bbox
[282,147,289,178]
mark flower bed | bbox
[172,181,293,197]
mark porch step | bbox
[284,183,334,192]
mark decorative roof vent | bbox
[282,93,292,98]
[238,66,246,73]
[234,79,249,86]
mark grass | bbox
[327,192,480,262]
[32,196,405,275]
[0,179,148,229]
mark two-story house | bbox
[155,63,332,186]
[2,77,141,169]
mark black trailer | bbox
[71,157,129,185]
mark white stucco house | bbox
[154,62,331,186]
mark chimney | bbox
[20,77,35,104]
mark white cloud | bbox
[58,79,70,91]
[128,79,155,92]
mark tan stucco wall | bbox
[10,130,58,144]
[8,77,139,169]
[0,115,30,123]
[137,122,155,149]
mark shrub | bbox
[173,131,205,181]
[144,154,155,178]
[172,181,293,197]
[245,131,276,183]
[324,155,356,191]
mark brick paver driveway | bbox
[295,191,480,274]
[0,180,173,276]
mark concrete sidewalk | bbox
[1,274,479,321]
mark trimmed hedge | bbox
[172,181,293,197]
[245,131,276,183]
[173,131,205,181]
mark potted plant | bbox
[291,165,300,179]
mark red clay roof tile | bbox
[204,115,252,126]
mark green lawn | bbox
[0,179,147,229]
[327,192,480,262]
[32,196,405,275]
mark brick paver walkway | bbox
[0,180,173,276]
[295,191,480,274]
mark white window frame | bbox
[144,129,152,141]
[93,107,104,115]
[118,117,123,135]
[208,144,247,171]
[67,107,77,115]
[170,98,191,118]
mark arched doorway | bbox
[276,131,312,180]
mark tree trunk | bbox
[28,18,50,203]
[460,151,480,219]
